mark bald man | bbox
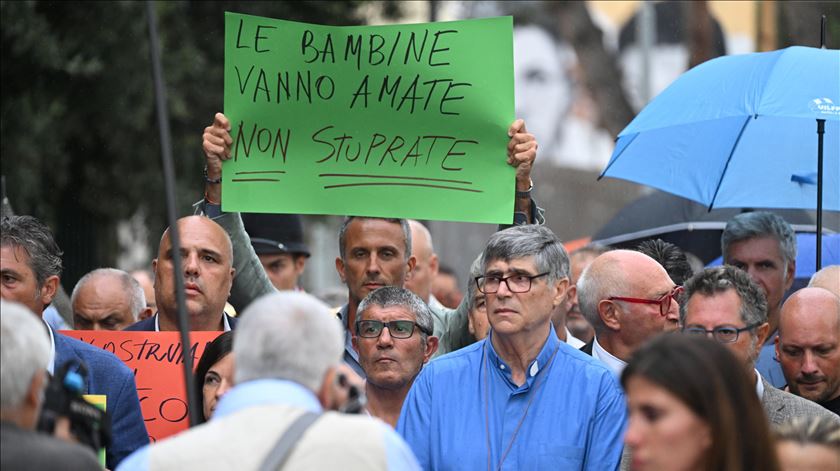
[777,287,840,415]
[125,216,236,331]
[403,220,440,307]
[72,268,152,330]
[576,250,682,376]
[809,265,840,297]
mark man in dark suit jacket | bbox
[1,215,149,468]
[1,301,101,471]
[125,215,236,332]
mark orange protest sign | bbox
[62,331,223,442]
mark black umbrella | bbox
[592,191,819,264]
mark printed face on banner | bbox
[222,14,515,224]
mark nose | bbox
[801,350,820,375]
[183,251,199,277]
[494,278,513,298]
[665,298,680,321]
[216,378,232,399]
[623,414,642,448]
[377,325,395,348]
[366,253,382,276]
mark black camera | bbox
[37,360,112,455]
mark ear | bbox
[756,322,770,346]
[429,254,439,277]
[561,284,577,312]
[140,307,154,321]
[294,256,306,275]
[774,334,781,360]
[27,370,46,410]
[783,259,796,291]
[405,255,417,281]
[423,336,440,363]
[39,275,59,308]
[316,366,337,409]
[599,299,621,331]
[550,277,570,308]
[351,334,359,353]
[335,257,346,284]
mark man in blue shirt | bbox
[398,225,627,470]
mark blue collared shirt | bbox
[118,379,420,471]
[397,324,627,470]
[756,331,786,388]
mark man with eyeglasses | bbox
[681,266,839,425]
[398,225,627,470]
[352,286,438,428]
[576,250,682,377]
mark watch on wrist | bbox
[515,182,533,199]
[204,166,222,184]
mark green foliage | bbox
[1,0,400,287]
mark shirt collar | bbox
[754,369,765,400]
[486,324,561,390]
[564,327,586,349]
[153,312,231,332]
[592,336,627,377]
[214,379,322,419]
[42,318,56,375]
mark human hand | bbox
[506,119,537,191]
[202,112,232,179]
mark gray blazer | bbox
[761,378,840,426]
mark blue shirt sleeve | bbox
[396,365,434,470]
[583,373,628,471]
[115,445,149,471]
[383,425,422,471]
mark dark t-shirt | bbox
[1,421,101,471]
[820,394,840,416]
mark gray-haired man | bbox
[722,211,797,388]
[681,266,839,425]
[1,301,100,470]
[399,225,626,470]
[353,286,439,427]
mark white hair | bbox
[71,268,146,321]
[1,301,50,409]
[234,292,344,392]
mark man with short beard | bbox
[353,287,438,427]
[681,266,838,424]
[777,287,840,415]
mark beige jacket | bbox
[149,404,391,471]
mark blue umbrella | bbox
[599,46,840,266]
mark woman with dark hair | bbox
[621,334,779,471]
[194,331,234,423]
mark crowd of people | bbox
[1,109,839,471]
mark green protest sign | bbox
[223,13,514,223]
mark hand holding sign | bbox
[202,112,537,210]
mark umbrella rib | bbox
[598,133,640,180]
[707,115,753,211]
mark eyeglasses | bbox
[355,320,432,339]
[682,323,760,344]
[474,272,550,294]
[608,286,684,317]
